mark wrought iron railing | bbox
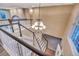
[0,19,48,56]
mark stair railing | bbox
[0,27,47,56]
[19,23,42,51]
[42,34,48,52]
[19,23,48,52]
[0,19,49,55]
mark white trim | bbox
[67,37,79,55]
[55,44,62,56]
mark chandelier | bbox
[32,19,46,30]
[31,3,46,30]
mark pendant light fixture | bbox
[32,3,46,30]
[29,8,33,26]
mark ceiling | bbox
[0,3,74,9]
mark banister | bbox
[0,28,47,56]
[0,19,33,21]
[0,22,42,51]
[42,34,48,50]
[33,33,42,51]
[0,23,18,27]
[0,21,34,36]
[20,23,34,33]
[20,23,42,51]
[19,23,48,52]
[0,20,48,55]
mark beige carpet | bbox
[0,45,9,56]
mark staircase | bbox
[33,31,47,52]
[0,19,57,56]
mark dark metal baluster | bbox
[33,33,42,51]
[8,19,14,32]
[42,34,48,52]
[0,22,48,56]
[18,20,22,37]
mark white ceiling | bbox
[0,3,74,9]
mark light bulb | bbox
[40,21,44,26]
[29,8,33,14]
[32,22,38,28]
[39,27,42,30]
[32,24,35,28]
[35,27,38,30]
[35,22,38,26]
[31,21,46,30]
[43,26,46,29]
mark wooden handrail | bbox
[0,28,48,56]
[20,23,34,33]
[0,21,48,55]
[0,23,18,27]
[19,23,42,51]
[0,19,33,21]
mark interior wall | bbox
[24,9,31,19]
[10,8,25,18]
[30,5,74,38]
[62,4,79,56]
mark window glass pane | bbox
[71,25,79,53]
[0,9,11,32]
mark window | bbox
[71,25,79,52]
[71,13,79,53]
[0,9,11,32]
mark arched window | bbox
[0,10,6,20]
[0,9,10,32]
